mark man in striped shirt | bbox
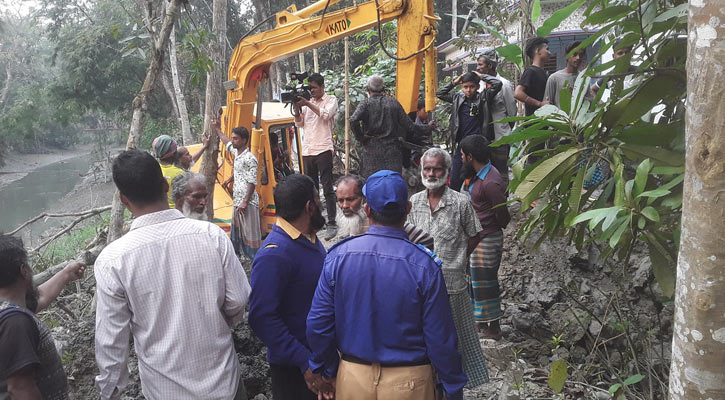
[332,174,434,250]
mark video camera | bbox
[280,72,312,104]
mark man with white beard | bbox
[333,175,435,250]
[407,147,490,389]
[171,172,209,221]
[334,175,369,237]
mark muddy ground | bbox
[33,163,672,399]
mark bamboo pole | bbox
[344,37,350,174]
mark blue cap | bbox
[362,170,408,215]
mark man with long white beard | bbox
[334,175,369,237]
[171,171,209,221]
[333,175,434,250]
[407,147,490,390]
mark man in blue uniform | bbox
[307,170,467,400]
[248,174,333,399]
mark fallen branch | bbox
[33,243,105,286]
[27,206,111,254]
[9,205,112,236]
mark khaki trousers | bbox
[335,359,436,400]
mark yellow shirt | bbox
[275,217,317,243]
[160,163,184,208]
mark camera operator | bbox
[293,73,340,240]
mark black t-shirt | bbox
[0,311,41,380]
[518,65,548,116]
[457,98,482,142]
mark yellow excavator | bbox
[197,0,439,234]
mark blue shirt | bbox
[456,97,482,142]
[248,219,327,373]
[306,225,467,400]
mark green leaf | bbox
[620,144,685,167]
[496,43,523,67]
[651,166,685,175]
[537,0,585,37]
[583,5,633,25]
[559,86,572,114]
[515,148,581,205]
[534,104,566,118]
[568,167,586,214]
[614,164,625,206]
[548,359,568,393]
[532,0,542,23]
[614,121,682,146]
[623,374,645,386]
[609,383,623,395]
[654,3,687,23]
[641,206,660,222]
[634,159,652,196]
[609,216,630,248]
[638,188,671,198]
[601,207,623,231]
[569,206,620,226]
[638,216,646,229]
[603,73,685,128]
[661,193,683,210]
[491,129,555,146]
[646,234,676,297]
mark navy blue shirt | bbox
[456,97,482,142]
[248,220,327,373]
[306,225,467,400]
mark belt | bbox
[341,354,430,368]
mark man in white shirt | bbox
[94,150,252,400]
[294,73,339,240]
[477,50,517,189]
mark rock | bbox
[547,303,591,344]
[631,255,652,288]
[580,279,592,295]
[525,270,562,307]
[588,320,603,337]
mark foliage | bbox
[548,358,568,394]
[481,0,686,298]
[609,374,645,399]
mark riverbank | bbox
[0,146,94,189]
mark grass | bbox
[31,212,111,272]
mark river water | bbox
[0,153,94,234]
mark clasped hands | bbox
[304,368,335,400]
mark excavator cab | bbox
[188,102,304,235]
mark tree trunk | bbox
[0,67,11,111]
[199,0,227,221]
[169,24,193,145]
[451,0,457,37]
[668,3,725,399]
[161,68,180,122]
[107,0,185,243]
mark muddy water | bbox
[0,154,93,234]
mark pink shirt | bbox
[295,93,338,156]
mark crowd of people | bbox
[1,36,615,399]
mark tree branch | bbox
[8,206,112,236]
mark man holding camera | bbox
[294,73,339,240]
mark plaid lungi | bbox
[449,291,489,387]
[470,232,504,323]
[232,205,262,259]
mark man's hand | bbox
[453,75,463,85]
[212,117,222,131]
[202,134,210,148]
[540,99,550,107]
[318,377,336,400]
[62,261,86,283]
[296,97,310,107]
[238,200,248,213]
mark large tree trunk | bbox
[161,68,181,122]
[199,0,227,221]
[107,0,185,243]
[668,3,725,399]
[169,24,193,145]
